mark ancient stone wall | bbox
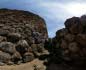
[52,15,86,65]
[0,9,48,65]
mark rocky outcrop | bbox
[52,15,86,65]
[0,9,48,65]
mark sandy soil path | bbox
[0,59,46,70]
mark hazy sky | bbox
[0,0,86,37]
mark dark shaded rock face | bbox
[0,9,48,65]
[52,15,86,65]
[64,17,82,34]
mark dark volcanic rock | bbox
[0,8,48,65]
[76,34,86,46]
[16,40,29,54]
[64,33,75,42]
[64,17,82,34]
[23,52,34,63]
[0,51,11,64]
[0,36,7,43]
[11,51,22,64]
[80,15,86,33]
[0,42,16,54]
[68,42,79,53]
[7,33,21,43]
[31,43,46,57]
[60,39,68,49]
[52,15,86,66]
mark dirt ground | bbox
[46,63,86,70]
[0,59,86,70]
[0,59,46,70]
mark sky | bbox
[0,0,86,37]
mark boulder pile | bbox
[0,9,48,65]
[52,15,86,65]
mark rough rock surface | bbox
[52,15,86,65]
[0,9,48,65]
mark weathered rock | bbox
[0,62,5,66]
[16,40,29,54]
[0,51,11,64]
[76,34,86,46]
[52,15,86,65]
[0,36,7,43]
[0,8,48,65]
[31,44,39,56]
[64,17,82,34]
[11,51,22,64]
[28,37,35,44]
[31,44,41,57]
[80,15,86,33]
[60,39,68,49]
[7,33,21,43]
[23,52,34,63]
[0,42,16,54]
[37,43,45,53]
[63,50,70,55]
[32,32,44,44]
[64,33,75,42]
[0,8,48,45]
[56,28,68,38]
[68,42,79,53]
[0,30,9,36]
[31,43,46,57]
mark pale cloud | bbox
[37,1,86,37]
[65,2,86,16]
[39,1,86,20]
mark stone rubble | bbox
[0,9,48,65]
[52,15,86,65]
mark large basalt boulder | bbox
[0,51,11,64]
[11,51,22,64]
[52,15,86,65]
[0,36,7,43]
[60,39,68,49]
[23,52,34,63]
[0,9,48,65]
[80,15,86,33]
[7,33,21,43]
[31,43,45,57]
[64,33,75,42]
[68,42,79,53]
[0,42,16,54]
[64,17,83,34]
[76,34,86,46]
[16,40,29,54]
